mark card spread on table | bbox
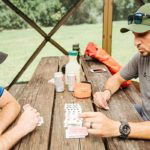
[64,103,88,139]
[66,127,88,138]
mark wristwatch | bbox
[119,121,131,139]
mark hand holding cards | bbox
[64,103,88,138]
[23,104,44,127]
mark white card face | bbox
[23,104,31,110]
[64,119,82,127]
[37,116,44,126]
[64,103,88,138]
[65,127,88,138]
[64,103,82,128]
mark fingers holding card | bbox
[23,104,44,127]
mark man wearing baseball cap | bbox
[80,3,150,139]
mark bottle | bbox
[72,44,80,64]
[65,51,80,84]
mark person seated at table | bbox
[80,3,150,139]
[0,52,40,149]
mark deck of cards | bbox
[64,103,88,139]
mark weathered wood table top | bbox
[10,56,150,150]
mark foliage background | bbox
[0,0,149,86]
[1,0,149,29]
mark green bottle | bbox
[72,44,80,64]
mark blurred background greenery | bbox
[0,0,149,86]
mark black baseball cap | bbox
[0,52,8,64]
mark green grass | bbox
[0,21,137,86]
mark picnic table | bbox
[9,56,150,150]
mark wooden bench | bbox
[9,56,150,150]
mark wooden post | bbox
[2,0,84,89]
[102,0,113,55]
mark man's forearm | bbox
[128,121,150,139]
[0,101,20,134]
[0,125,27,150]
[112,121,150,139]
[105,78,121,95]
[104,73,125,96]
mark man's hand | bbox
[93,72,125,110]
[16,105,40,136]
[80,112,120,137]
[94,90,111,110]
[0,105,41,150]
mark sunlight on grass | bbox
[0,21,138,86]
[112,21,137,66]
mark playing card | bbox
[64,103,88,138]
[66,127,88,138]
[64,119,82,127]
[23,104,31,110]
[64,103,82,128]
[37,116,44,126]
[48,78,55,84]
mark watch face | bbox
[122,124,130,135]
[119,122,131,138]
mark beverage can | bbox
[67,73,76,91]
[54,72,64,92]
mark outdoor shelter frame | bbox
[2,0,144,89]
